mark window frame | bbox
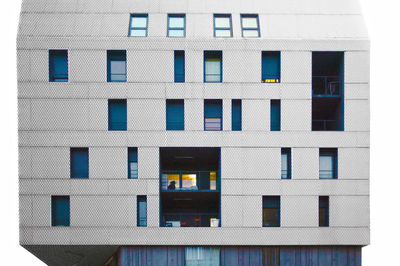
[240,14,260,38]
[281,148,291,179]
[107,50,127,82]
[319,148,338,179]
[204,51,223,83]
[167,14,186,37]
[213,14,232,38]
[129,14,149,37]
[49,49,69,82]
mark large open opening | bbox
[312,52,344,131]
[160,147,221,227]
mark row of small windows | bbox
[48,50,281,83]
[107,99,279,132]
[129,13,260,38]
[70,147,338,180]
[51,195,329,228]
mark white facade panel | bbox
[345,99,370,132]
[281,196,318,227]
[330,196,369,227]
[338,148,369,179]
[128,99,165,131]
[31,147,70,179]
[281,51,312,83]
[281,99,312,131]
[70,50,107,83]
[242,100,269,131]
[292,148,319,180]
[90,147,127,179]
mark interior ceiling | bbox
[160,147,220,171]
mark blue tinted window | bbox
[129,14,148,37]
[137,196,147,227]
[52,196,70,226]
[214,14,232,37]
[262,51,281,83]
[70,148,89,178]
[204,51,222,83]
[231,99,242,131]
[107,50,126,82]
[168,14,185,37]
[270,100,281,131]
[128,147,138,179]
[49,50,68,82]
[174,51,185,82]
[204,100,222,131]
[166,99,184,130]
[281,148,291,179]
[108,99,127,131]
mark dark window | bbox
[231,99,242,131]
[129,14,148,37]
[281,148,291,179]
[319,148,338,179]
[128,147,138,179]
[263,196,280,227]
[174,51,185,83]
[204,100,222,131]
[214,14,232,37]
[166,99,184,130]
[70,148,89,179]
[108,99,127,131]
[137,196,147,227]
[241,14,260,37]
[319,196,329,227]
[168,14,185,37]
[49,50,68,82]
[270,100,281,131]
[52,196,70,226]
[204,51,222,82]
[107,50,126,82]
[262,51,281,83]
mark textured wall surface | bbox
[18,0,369,264]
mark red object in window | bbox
[181,221,188,227]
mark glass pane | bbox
[210,172,217,190]
[281,154,288,178]
[215,29,231,37]
[131,17,147,28]
[215,17,230,28]
[263,208,279,227]
[129,162,138,179]
[130,29,147,37]
[169,17,184,28]
[320,155,333,178]
[243,29,259,37]
[205,117,222,131]
[242,17,258,28]
[167,174,180,190]
[182,174,197,190]
[110,61,126,75]
[185,247,220,266]
[205,60,221,75]
[168,29,185,37]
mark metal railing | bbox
[312,76,342,96]
[312,119,338,131]
[162,213,220,227]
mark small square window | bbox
[241,14,260,37]
[168,14,185,37]
[319,148,338,179]
[49,50,68,82]
[214,14,232,37]
[129,14,148,37]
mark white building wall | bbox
[18,0,369,247]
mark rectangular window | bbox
[281,148,291,179]
[263,196,280,227]
[204,100,222,131]
[107,50,126,82]
[204,51,222,82]
[49,50,68,82]
[214,14,232,37]
[262,51,281,83]
[166,99,184,130]
[108,99,127,131]
[319,196,329,227]
[51,196,70,226]
[319,148,338,179]
[128,147,138,179]
[185,247,220,266]
[270,99,281,131]
[137,196,147,227]
[174,51,185,83]
[231,99,242,131]
[241,14,260,37]
[129,14,148,37]
[168,14,185,37]
[70,148,89,179]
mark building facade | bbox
[18,0,370,265]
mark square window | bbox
[241,14,260,37]
[168,14,185,37]
[214,14,232,37]
[49,50,68,82]
[129,14,148,37]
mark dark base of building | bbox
[23,245,361,266]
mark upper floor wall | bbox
[18,0,368,40]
